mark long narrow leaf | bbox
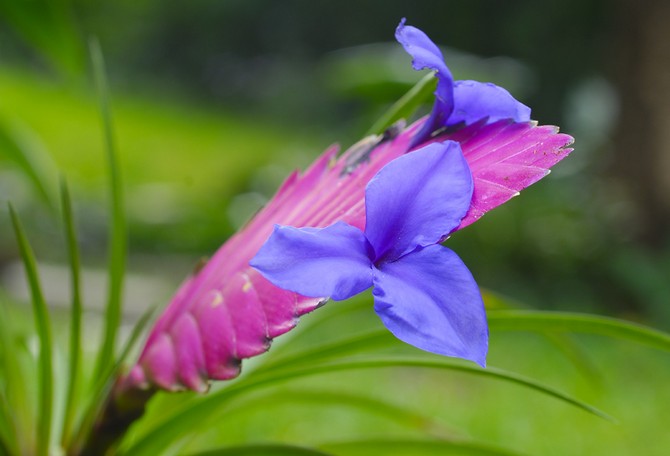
[0,303,21,456]
[121,356,609,456]
[241,357,612,420]
[72,306,156,455]
[188,444,334,456]
[59,179,83,447]
[89,37,127,381]
[366,72,437,136]
[256,330,394,373]
[488,310,670,352]
[542,332,603,384]
[0,393,14,455]
[0,117,57,208]
[8,203,54,456]
[217,388,459,439]
[319,438,523,456]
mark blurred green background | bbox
[1,1,669,454]
[2,0,668,325]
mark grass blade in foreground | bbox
[121,356,609,456]
[59,179,84,447]
[319,438,523,456]
[89,37,128,381]
[488,310,670,352]
[216,388,458,439]
[0,303,22,456]
[189,444,334,456]
[0,118,57,208]
[8,203,54,456]
[73,306,156,455]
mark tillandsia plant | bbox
[5,16,670,456]
[120,19,549,393]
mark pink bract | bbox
[120,118,573,392]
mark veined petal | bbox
[373,245,488,366]
[250,221,373,301]
[396,19,455,146]
[364,141,472,262]
[451,80,531,125]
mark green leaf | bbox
[366,72,437,136]
[256,330,395,374]
[319,438,523,456]
[8,203,54,456]
[0,304,21,456]
[121,355,609,456]
[0,0,85,76]
[488,310,670,352]
[542,332,603,384]
[72,305,156,454]
[89,37,128,382]
[0,116,57,208]
[188,444,334,456]
[59,179,83,448]
[0,393,14,455]
[218,388,457,439]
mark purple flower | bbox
[118,20,573,393]
[396,18,531,146]
[250,141,488,366]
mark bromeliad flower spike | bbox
[118,20,573,395]
[251,142,488,365]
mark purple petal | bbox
[364,141,473,262]
[451,80,531,125]
[396,19,455,145]
[373,245,488,366]
[250,221,373,301]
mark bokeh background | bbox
[1,1,669,454]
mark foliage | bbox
[1,4,670,456]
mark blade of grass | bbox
[365,71,436,136]
[72,306,156,455]
[488,310,670,352]
[8,203,54,456]
[256,329,394,373]
[0,300,33,455]
[241,357,613,421]
[0,319,21,456]
[216,388,460,440]
[188,444,334,456]
[59,179,83,448]
[121,356,610,456]
[319,438,524,456]
[88,37,127,381]
[542,332,603,384]
[0,393,14,455]
[0,116,57,208]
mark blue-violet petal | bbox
[451,80,531,126]
[372,244,488,366]
[364,141,473,262]
[250,221,373,301]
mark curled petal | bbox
[451,80,531,126]
[251,221,373,301]
[396,18,455,145]
[373,245,488,366]
[364,141,472,262]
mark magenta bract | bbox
[120,118,572,392]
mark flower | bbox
[119,21,573,393]
[250,141,488,365]
[395,18,531,147]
